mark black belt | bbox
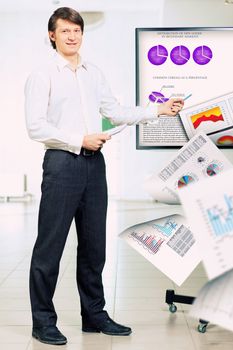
[80,148,100,156]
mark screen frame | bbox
[135,26,233,149]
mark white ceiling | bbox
[0,0,166,12]
[0,0,228,13]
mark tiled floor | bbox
[0,199,233,350]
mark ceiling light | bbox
[80,12,105,30]
[225,0,233,4]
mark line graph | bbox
[152,217,178,237]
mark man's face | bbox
[49,18,83,57]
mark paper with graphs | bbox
[119,214,200,286]
[144,132,233,204]
[190,269,233,332]
[179,168,233,280]
[179,92,233,144]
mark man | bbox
[25,7,184,346]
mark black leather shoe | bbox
[32,326,67,345]
[82,317,132,336]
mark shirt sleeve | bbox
[24,71,84,154]
[98,70,158,125]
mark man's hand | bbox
[82,133,111,151]
[157,98,184,116]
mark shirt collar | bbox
[54,51,87,71]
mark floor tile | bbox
[0,200,232,350]
[111,325,196,350]
[0,326,31,343]
[28,340,111,350]
[57,325,112,345]
[0,344,29,350]
[114,309,187,325]
[0,311,32,326]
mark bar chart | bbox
[129,231,164,255]
[207,194,233,238]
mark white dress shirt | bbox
[25,52,158,154]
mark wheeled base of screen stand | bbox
[165,289,209,333]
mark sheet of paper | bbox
[179,92,233,143]
[103,124,127,136]
[119,214,201,286]
[179,168,233,280]
[144,132,233,204]
[190,269,233,332]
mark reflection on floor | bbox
[0,199,232,350]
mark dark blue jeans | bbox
[29,149,108,327]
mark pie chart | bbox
[148,45,168,65]
[217,135,233,145]
[178,175,195,188]
[206,163,220,176]
[170,45,190,65]
[193,45,213,65]
[149,91,169,103]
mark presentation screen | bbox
[136,27,233,149]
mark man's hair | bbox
[48,7,84,49]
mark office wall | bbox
[163,0,233,27]
[0,9,162,198]
[0,12,49,198]
[1,1,233,200]
[118,0,233,200]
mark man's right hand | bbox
[157,98,184,116]
[82,133,111,151]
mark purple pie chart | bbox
[170,45,190,65]
[149,91,169,103]
[193,46,213,65]
[148,45,168,65]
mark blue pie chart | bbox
[148,45,168,65]
[170,45,190,65]
[193,46,213,65]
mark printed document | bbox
[144,132,233,204]
[119,214,200,286]
[178,168,233,281]
[180,92,233,145]
[190,269,233,332]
